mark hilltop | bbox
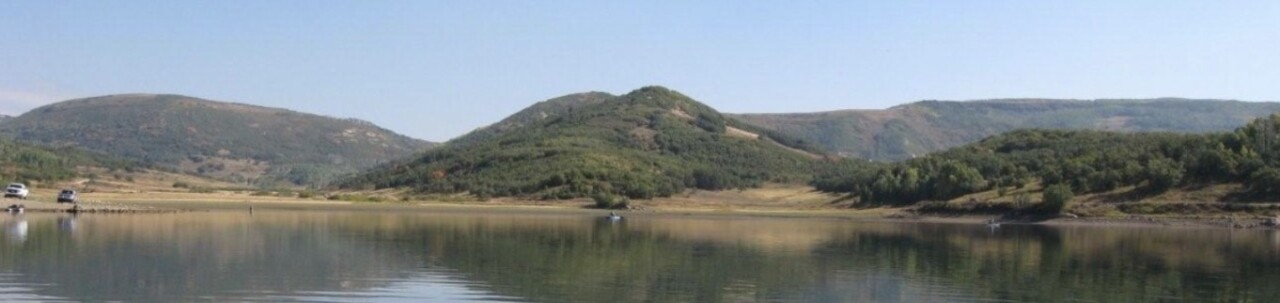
[340,86,825,201]
[733,98,1280,161]
[0,94,437,186]
[448,92,615,147]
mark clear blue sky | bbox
[2,1,1278,141]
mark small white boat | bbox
[605,212,623,221]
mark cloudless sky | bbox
[2,1,1278,141]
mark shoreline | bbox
[8,190,1277,230]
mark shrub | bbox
[189,187,215,194]
[1247,167,1280,198]
[1042,184,1074,214]
[326,194,385,203]
[593,193,629,209]
[1013,192,1032,209]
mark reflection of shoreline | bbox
[0,211,1276,302]
[0,213,427,302]
[360,212,1280,302]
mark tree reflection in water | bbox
[0,212,1275,302]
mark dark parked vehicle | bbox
[57,189,77,203]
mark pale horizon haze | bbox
[2,1,1278,141]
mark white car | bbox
[4,183,29,200]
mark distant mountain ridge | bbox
[0,94,437,186]
[341,86,823,200]
[732,98,1280,161]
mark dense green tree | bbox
[933,161,986,199]
[1246,167,1280,199]
[1042,184,1074,213]
[1144,157,1183,192]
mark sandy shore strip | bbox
[8,189,1276,230]
[2,200,179,213]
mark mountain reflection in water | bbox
[0,211,1277,302]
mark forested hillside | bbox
[812,114,1280,210]
[0,136,135,184]
[340,86,825,200]
[0,94,437,187]
[734,99,1280,161]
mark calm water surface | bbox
[1,209,1278,302]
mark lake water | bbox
[1,209,1277,302]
